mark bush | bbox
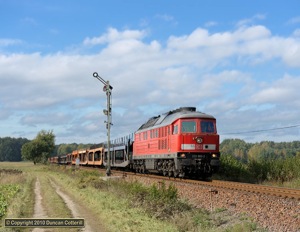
[219,154,252,182]
[149,182,178,202]
[108,180,191,220]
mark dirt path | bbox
[32,178,51,232]
[32,177,107,232]
[49,180,94,232]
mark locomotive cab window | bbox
[201,121,215,133]
[181,121,196,133]
[173,125,178,134]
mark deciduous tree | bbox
[21,130,55,164]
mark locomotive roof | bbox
[136,107,215,132]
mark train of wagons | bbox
[49,107,220,179]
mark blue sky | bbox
[1,0,300,144]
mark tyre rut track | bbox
[32,175,106,232]
[32,178,49,232]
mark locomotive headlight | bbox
[180,153,186,158]
[212,153,217,158]
[196,137,203,144]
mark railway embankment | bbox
[125,173,300,232]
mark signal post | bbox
[93,72,113,176]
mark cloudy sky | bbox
[1,0,300,144]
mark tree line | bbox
[1,133,300,185]
[0,137,30,161]
[219,139,300,183]
[0,130,94,163]
[221,138,300,162]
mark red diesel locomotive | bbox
[132,107,220,178]
[50,107,220,179]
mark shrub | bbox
[219,154,252,182]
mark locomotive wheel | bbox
[163,170,168,176]
[168,161,175,177]
[162,160,168,176]
[173,169,179,178]
[178,170,185,178]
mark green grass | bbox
[263,177,300,189]
[48,168,179,232]
[0,185,20,218]
[39,175,73,218]
[0,162,268,232]
[0,166,35,232]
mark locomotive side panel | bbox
[133,125,172,157]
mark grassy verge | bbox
[48,167,178,232]
[0,165,35,232]
[263,177,300,189]
[48,166,264,232]
[0,163,266,232]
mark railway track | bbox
[75,166,300,200]
[108,169,300,200]
[210,180,300,200]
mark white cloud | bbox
[20,17,38,26]
[204,21,218,27]
[167,25,300,68]
[20,112,70,127]
[282,38,300,67]
[167,25,271,49]
[155,14,175,22]
[236,14,266,27]
[83,27,147,46]
[293,29,300,37]
[1,25,300,143]
[166,25,271,54]
[0,39,23,47]
[250,74,300,106]
[287,16,300,25]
